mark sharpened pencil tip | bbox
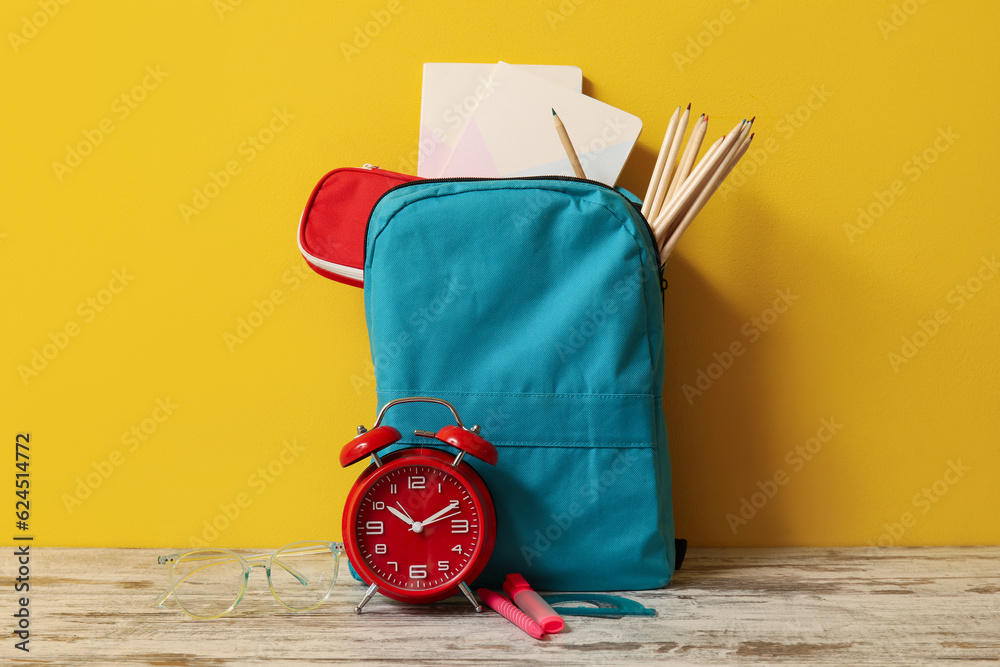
[552,108,557,116]
[686,103,691,110]
[750,116,756,123]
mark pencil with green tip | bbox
[552,108,586,179]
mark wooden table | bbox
[3,547,998,665]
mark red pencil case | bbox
[297,165,420,287]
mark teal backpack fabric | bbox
[363,177,675,591]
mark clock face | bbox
[352,461,486,594]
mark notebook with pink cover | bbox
[418,63,583,178]
[438,62,642,186]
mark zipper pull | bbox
[362,164,380,170]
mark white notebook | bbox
[438,62,642,186]
[418,63,583,178]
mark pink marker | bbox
[503,573,565,634]
[476,588,545,640]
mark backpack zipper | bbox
[361,174,665,291]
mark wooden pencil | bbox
[641,105,681,218]
[651,132,728,239]
[653,119,745,245]
[661,122,751,257]
[673,119,752,232]
[646,103,690,221]
[653,141,722,244]
[706,123,754,201]
[552,108,586,179]
[665,113,708,203]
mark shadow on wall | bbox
[606,114,795,548]
[660,250,780,548]
[614,135,777,548]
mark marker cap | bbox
[503,573,564,634]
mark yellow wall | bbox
[3,0,996,549]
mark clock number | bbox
[451,545,463,553]
[438,483,442,492]
[390,484,397,494]
[373,501,385,510]
[365,521,384,535]
[387,561,398,572]
[375,544,387,555]
[408,476,425,490]
[409,565,427,579]
[438,560,449,572]
[451,519,469,534]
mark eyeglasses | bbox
[155,541,344,619]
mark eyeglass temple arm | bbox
[155,559,242,606]
[154,546,343,605]
[155,587,176,606]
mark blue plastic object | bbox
[542,593,657,617]
[363,177,676,591]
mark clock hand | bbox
[416,501,460,528]
[395,502,415,522]
[418,510,462,529]
[386,505,414,526]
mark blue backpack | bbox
[363,177,676,590]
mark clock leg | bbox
[354,583,379,614]
[458,581,482,613]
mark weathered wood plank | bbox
[2,547,997,665]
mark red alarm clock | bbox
[340,397,498,614]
